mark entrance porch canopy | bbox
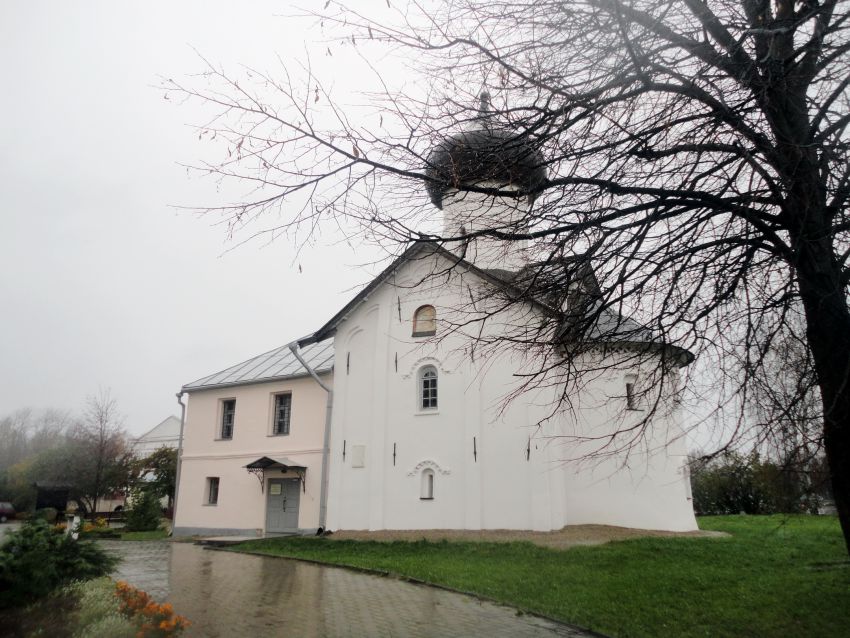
[244,456,307,493]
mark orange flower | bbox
[116,582,190,636]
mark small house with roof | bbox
[133,416,182,458]
[173,101,697,537]
[173,341,333,536]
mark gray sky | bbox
[0,1,387,436]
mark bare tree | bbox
[0,409,73,509]
[166,0,850,552]
[747,316,818,440]
[0,400,130,514]
[68,390,132,513]
[0,410,33,474]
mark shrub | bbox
[0,519,117,608]
[124,489,163,532]
[66,578,136,638]
[689,451,816,515]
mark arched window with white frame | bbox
[412,305,437,337]
[419,365,438,410]
[420,468,435,499]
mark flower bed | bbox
[115,581,190,637]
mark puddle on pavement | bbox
[102,541,585,637]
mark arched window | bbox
[412,305,437,337]
[419,365,438,410]
[625,373,639,410]
[420,469,435,499]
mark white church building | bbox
[173,113,698,537]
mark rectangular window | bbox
[351,445,366,468]
[273,394,292,435]
[206,477,220,505]
[220,399,235,439]
[626,382,636,409]
[625,374,639,410]
[421,369,438,409]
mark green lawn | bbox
[119,529,170,541]
[229,516,849,638]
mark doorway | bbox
[265,478,301,533]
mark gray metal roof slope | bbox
[134,415,182,441]
[183,338,334,391]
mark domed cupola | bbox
[424,92,547,210]
[424,92,547,271]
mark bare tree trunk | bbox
[798,266,850,555]
[792,176,850,553]
[765,51,850,550]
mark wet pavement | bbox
[100,540,593,637]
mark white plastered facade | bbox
[173,374,331,536]
[325,247,697,532]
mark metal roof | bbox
[244,456,307,470]
[182,338,334,392]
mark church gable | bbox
[312,242,555,351]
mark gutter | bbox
[171,391,187,536]
[288,338,333,533]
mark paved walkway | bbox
[100,539,171,600]
[100,540,595,637]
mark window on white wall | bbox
[412,305,437,337]
[272,394,292,435]
[220,399,236,439]
[351,445,366,468]
[206,477,220,505]
[419,366,438,410]
[420,469,435,499]
[625,374,639,410]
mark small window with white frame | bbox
[420,469,435,499]
[220,399,236,439]
[206,477,220,505]
[625,374,639,410]
[412,305,437,337]
[272,393,292,436]
[419,365,438,410]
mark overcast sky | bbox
[0,1,391,436]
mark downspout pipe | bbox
[171,391,187,537]
[288,340,333,533]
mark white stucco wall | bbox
[325,250,697,532]
[174,373,331,536]
[134,416,182,458]
[440,186,531,271]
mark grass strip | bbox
[120,529,170,541]
[228,515,849,638]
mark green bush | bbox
[123,488,162,532]
[0,519,117,609]
[689,451,818,515]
